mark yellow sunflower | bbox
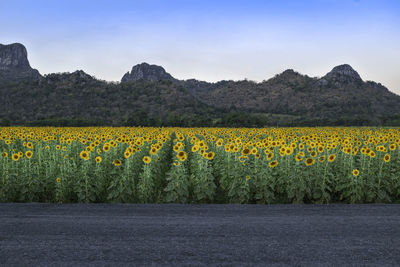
[206,151,215,160]
[12,153,20,161]
[143,156,151,164]
[305,158,315,166]
[269,160,278,168]
[177,151,187,162]
[352,169,360,177]
[113,159,122,166]
[103,143,110,152]
[383,154,390,163]
[25,151,33,159]
[80,151,90,160]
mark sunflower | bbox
[150,147,157,155]
[95,156,102,163]
[177,151,186,160]
[192,145,199,152]
[143,156,151,164]
[389,144,396,151]
[56,145,61,150]
[2,152,7,158]
[269,160,278,168]
[216,139,223,147]
[238,155,247,162]
[206,151,215,160]
[318,156,326,163]
[383,154,390,163]
[26,142,33,149]
[103,143,110,152]
[328,154,336,162]
[305,158,315,166]
[113,159,122,166]
[56,177,61,183]
[124,151,131,159]
[285,147,293,155]
[245,175,251,181]
[241,148,251,156]
[224,145,230,152]
[80,151,90,160]
[25,151,33,159]
[173,161,180,166]
[352,169,360,177]
[12,153,20,161]
[310,151,317,158]
[295,155,303,162]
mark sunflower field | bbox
[0,126,399,204]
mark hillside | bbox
[0,43,400,126]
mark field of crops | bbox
[0,127,399,203]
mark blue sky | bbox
[1,0,399,94]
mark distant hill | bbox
[0,42,399,127]
[188,65,400,119]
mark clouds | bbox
[0,0,399,94]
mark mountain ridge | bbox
[0,42,399,126]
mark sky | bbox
[1,0,399,94]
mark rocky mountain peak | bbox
[121,62,176,83]
[0,43,31,71]
[324,64,362,83]
[0,43,41,81]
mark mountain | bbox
[0,42,399,126]
[188,65,400,118]
[323,64,362,84]
[0,43,41,82]
[121,63,176,82]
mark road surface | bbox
[1,203,399,266]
